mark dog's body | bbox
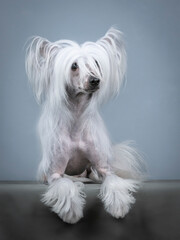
[26,28,144,224]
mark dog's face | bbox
[26,28,126,104]
[69,59,101,95]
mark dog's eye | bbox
[71,62,78,71]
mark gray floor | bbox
[0,181,180,240]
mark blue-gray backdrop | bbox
[0,0,180,180]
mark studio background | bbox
[0,0,179,181]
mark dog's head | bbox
[26,28,126,105]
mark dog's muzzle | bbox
[88,76,100,91]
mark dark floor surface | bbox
[0,181,180,240]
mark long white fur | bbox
[99,174,139,218]
[112,141,146,180]
[42,178,86,224]
[25,27,145,224]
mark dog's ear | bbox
[25,37,58,103]
[97,27,127,96]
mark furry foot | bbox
[42,178,86,224]
[99,175,139,218]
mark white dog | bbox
[25,28,144,224]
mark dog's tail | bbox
[110,141,147,181]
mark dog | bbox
[25,28,144,224]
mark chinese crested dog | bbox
[25,28,144,224]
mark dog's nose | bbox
[89,76,100,87]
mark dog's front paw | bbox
[99,175,139,218]
[59,181,86,224]
[42,178,86,224]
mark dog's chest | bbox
[65,149,90,175]
[65,133,90,175]
[70,128,87,153]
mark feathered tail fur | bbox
[111,141,146,181]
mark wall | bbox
[0,0,180,180]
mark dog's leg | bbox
[99,173,139,218]
[42,176,86,224]
[87,150,138,218]
[42,158,86,224]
